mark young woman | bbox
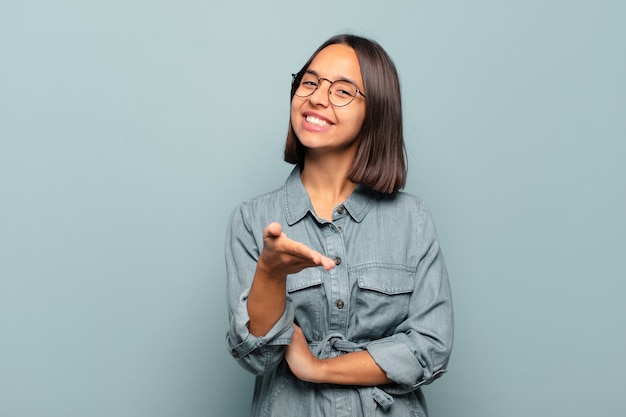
[225,34,453,417]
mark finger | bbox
[304,248,336,269]
[262,226,337,271]
[318,255,337,270]
[307,253,335,270]
[263,222,283,239]
[286,242,336,270]
[290,324,306,344]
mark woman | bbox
[225,34,453,417]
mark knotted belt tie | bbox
[308,333,395,416]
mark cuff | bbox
[228,291,295,359]
[367,340,426,388]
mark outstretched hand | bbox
[247,223,335,337]
[258,222,336,277]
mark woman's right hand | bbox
[247,222,335,336]
[257,222,336,278]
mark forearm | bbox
[315,350,393,386]
[246,262,287,336]
[287,335,392,386]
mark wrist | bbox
[255,257,287,282]
[314,358,329,384]
[303,357,327,384]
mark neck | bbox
[301,154,357,220]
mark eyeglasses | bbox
[292,72,366,107]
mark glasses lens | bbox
[329,80,358,107]
[294,73,318,98]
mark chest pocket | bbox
[286,270,325,340]
[354,267,415,337]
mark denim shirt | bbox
[225,167,453,417]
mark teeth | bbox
[306,116,331,127]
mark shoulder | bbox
[374,190,429,215]
[228,184,286,227]
[238,185,284,209]
[368,190,439,236]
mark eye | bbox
[299,74,319,90]
[332,81,357,98]
[335,88,353,97]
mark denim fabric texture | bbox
[225,167,453,417]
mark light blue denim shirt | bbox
[225,167,453,417]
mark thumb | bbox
[263,222,283,239]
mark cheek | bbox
[290,102,297,117]
[290,99,302,127]
[349,110,366,135]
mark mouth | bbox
[305,115,333,127]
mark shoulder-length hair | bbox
[284,34,406,194]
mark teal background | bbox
[1,1,624,416]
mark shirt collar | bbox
[283,166,377,226]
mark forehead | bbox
[307,44,363,84]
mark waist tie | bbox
[309,332,361,359]
[308,333,395,417]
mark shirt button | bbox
[337,226,343,233]
[336,205,345,214]
[230,349,239,358]
[334,257,342,265]
[336,299,345,309]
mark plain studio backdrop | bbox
[1,1,624,416]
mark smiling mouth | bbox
[306,115,333,127]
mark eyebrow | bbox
[304,69,362,88]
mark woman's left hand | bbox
[285,324,393,386]
[285,324,322,383]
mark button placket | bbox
[324,215,349,330]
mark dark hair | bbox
[284,34,406,194]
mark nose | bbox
[308,78,332,106]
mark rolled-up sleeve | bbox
[365,202,453,392]
[224,203,295,375]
